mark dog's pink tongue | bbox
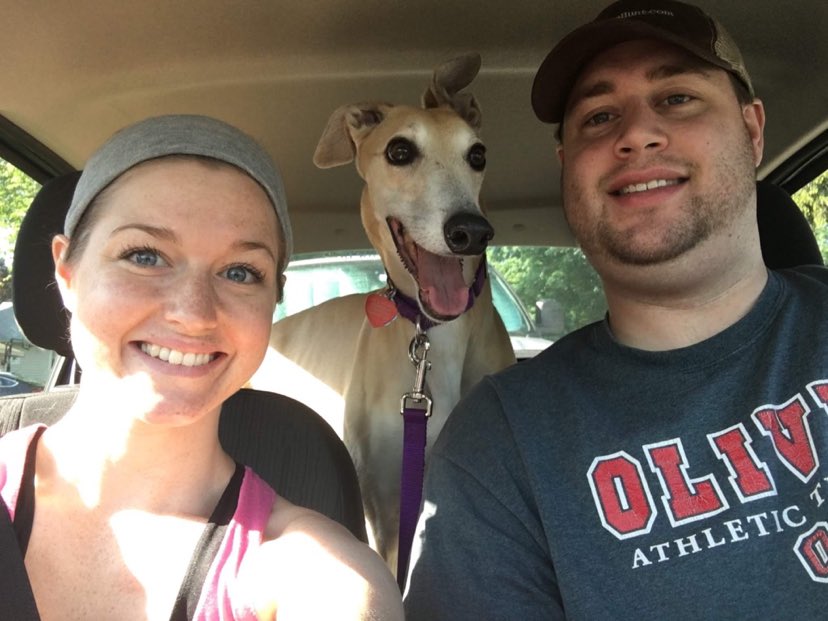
[418,251,468,317]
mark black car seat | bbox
[756,177,824,268]
[1,171,367,542]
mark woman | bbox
[0,115,403,620]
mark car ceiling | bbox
[3,1,827,253]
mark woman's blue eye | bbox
[225,265,263,284]
[133,250,157,265]
[122,246,164,267]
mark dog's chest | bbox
[351,319,467,424]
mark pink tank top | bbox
[0,424,278,620]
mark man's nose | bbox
[614,104,667,158]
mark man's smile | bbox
[616,178,684,195]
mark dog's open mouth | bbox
[387,217,470,320]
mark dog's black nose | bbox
[444,213,494,255]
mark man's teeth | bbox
[140,343,214,367]
[619,179,679,195]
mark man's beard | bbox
[562,129,757,267]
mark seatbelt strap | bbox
[169,462,245,621]
[0,497,41,620]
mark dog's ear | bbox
[313,103,390,169]
[422,52,483,130]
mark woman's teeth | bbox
[140,343,214,367]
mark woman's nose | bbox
[164,273,219,331]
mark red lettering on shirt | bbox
[752,395,818,483]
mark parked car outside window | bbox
[277,250,569,359]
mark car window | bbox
[792,169,828,262]
[278,246,607,346]
[0,157,55,394]
[488,246,606,337]
[276,251,387,320]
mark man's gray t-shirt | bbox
[405,267,828,620]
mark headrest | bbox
[12,171,81,357]
[756,178,824,269]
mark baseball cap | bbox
[66,114,293,260]
[531,0,754,124]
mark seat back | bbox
[3,171,367,541]
[0,386,367,539]
[12,171,80,359]
[756,178,824,268]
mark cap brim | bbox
[531,19,730,124]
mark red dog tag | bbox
[365,292,398,328]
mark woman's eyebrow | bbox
[110,224,277,262]
[111,223,178,242]
[233,240,277,262]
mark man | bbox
[403,1,828,619]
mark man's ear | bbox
[52,235,77,314]
[743,99,766,168]
[556,144,565,165]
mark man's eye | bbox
[665,94,693,106]
[585,111,613,127]
[224,264,264,284]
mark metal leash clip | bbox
[401,320,433,416]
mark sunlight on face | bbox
[55,158,283,426]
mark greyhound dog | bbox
[251,54,515,573]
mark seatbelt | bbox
[0,497,41,620]
[168,462,245,621]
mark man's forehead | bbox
[581,39,712,84]
[566,39,719,108]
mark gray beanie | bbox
[66,114,293,260]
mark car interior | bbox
[0,0,825,603]
[2,1,826,250]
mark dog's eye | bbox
[385,137,418,166]
[467,143,486,172]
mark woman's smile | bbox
[138,342,217,367]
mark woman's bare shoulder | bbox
[236,495,403,620]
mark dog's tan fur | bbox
[251,55,515,571]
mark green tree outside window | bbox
[0,159,41,301]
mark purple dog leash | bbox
[363,260,489,589]
[397,323,432,590]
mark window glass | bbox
[0,158,54,394]
[277,251,387,321]
[792,169,828,262]
[487,246,606,337]
[278,246,607,355]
